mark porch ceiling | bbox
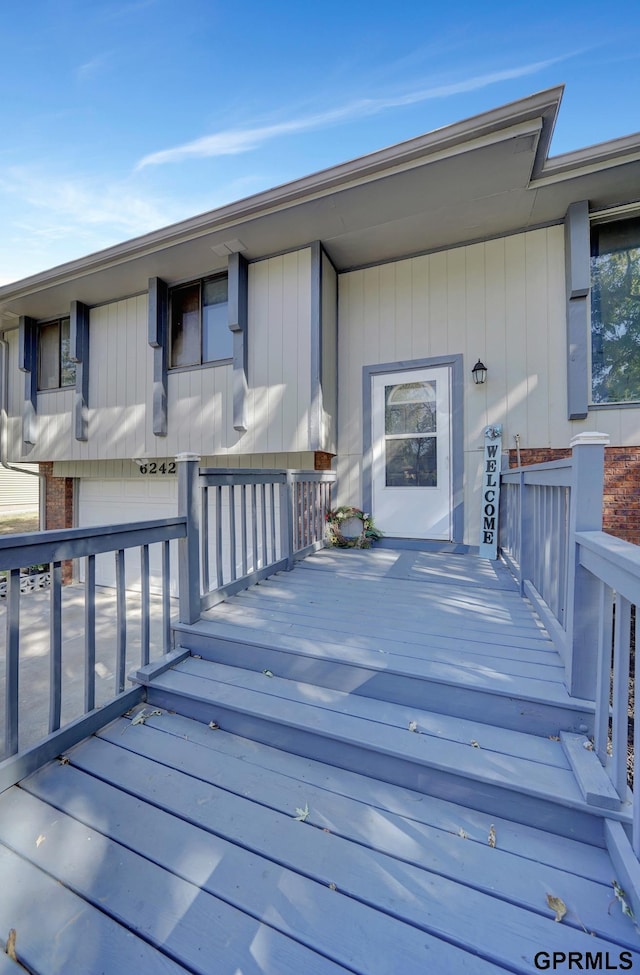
[2,85,640,321]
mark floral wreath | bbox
[325,506,383,549]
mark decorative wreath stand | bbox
[325,506,383,549]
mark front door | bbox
[371,366,452,539]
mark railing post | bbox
[177,453,201,624]
[280,472,295,570]
[564,432,609,698]
[518,469,528,595]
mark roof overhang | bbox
[2,85,640,321]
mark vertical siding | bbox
[4,248,315,464]
[337,226,634,546]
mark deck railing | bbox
[177,456,335,620]
[499,433,608,699]
[0,516,184,786]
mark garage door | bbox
[78,478,179,595]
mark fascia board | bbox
[532,131,640,187]
[0,87,562,305]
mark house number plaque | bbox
[478,425,502,560]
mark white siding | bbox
[337,226,640,546]
[6,248,315,464]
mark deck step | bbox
[22,715,640,970]
[139,655,619,842]
[173,615,594,738]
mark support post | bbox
[177,453,201,624]
[564,432,609,698]
[280,472,295,570]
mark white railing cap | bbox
[569,432,610,448]
[175,453,201,462]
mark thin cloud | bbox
[136,56,567,169]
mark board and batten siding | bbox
[7,249,314,463]
[337,226,640,546]
[321,251,338,454]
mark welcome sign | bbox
[479,424,503,560]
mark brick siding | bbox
[39,462,74,583]
[508,446,640,546]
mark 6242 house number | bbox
[138,462,176,475]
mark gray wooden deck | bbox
[1,548,639,973]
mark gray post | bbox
[564,432,608,699]
[177,453,201,625]
[280,472,295,570]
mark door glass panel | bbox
[385,437,437,487]
[385,382,436,434]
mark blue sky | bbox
[1,0,639,285]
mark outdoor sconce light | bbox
[472,359,487,385]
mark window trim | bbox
[37,316,76,392]
[169,272,231,370]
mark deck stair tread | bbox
[171,656,571,768]
[143,657,607,823]
[177,614,589,712]
[202,597,563,675]
[21,718,640,969]
[122,708,617,886]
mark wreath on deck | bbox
[325,506,383,549]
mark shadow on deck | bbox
[1,547,639,974]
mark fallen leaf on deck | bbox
[408,721,418,733]
[58,756,70,765]
[36,834,45,848]
[6,929,16,961]
[458,828,468,839]
[488,825,496,848]
[329,883,337,891]
[547,894,567,922]
[583,740,594,751]
[263,669,274,678]
[294,803,310,822]
[612,880,635,919]
[208,721,220,730]
[549,735,560,741]
[131,709,162,726]
[470,740,480,748]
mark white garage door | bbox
[78,478,179,595]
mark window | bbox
[384,381,437,487]
[38,317,76,390]
[170,274,231,368]
[591,216,640,404]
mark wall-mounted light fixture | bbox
[472,359,487,385]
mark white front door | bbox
[371,366,452,539]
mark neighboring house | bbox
[0,85,639,586]
[0,464,39,515]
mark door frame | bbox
[362,355,464,542]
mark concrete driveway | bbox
[0,584,178,757]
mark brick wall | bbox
[39,462,74,583]
[508,446,640,546]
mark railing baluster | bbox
[229,484,237,581]
[216,485,224,589]
[251,483,258,573]
[241,484,248,577]
[594,579,613,765]
[201,485,210,595]
[270,482,277,561]
[84,554,96,712]
[261,483,267,568]
[634,685,640,856]
[49,561,63,734]
[612,593,631,797]
[115,549,127,693]
[162,539,171,653]
[140,545,150,667]
[4,568,20,757]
